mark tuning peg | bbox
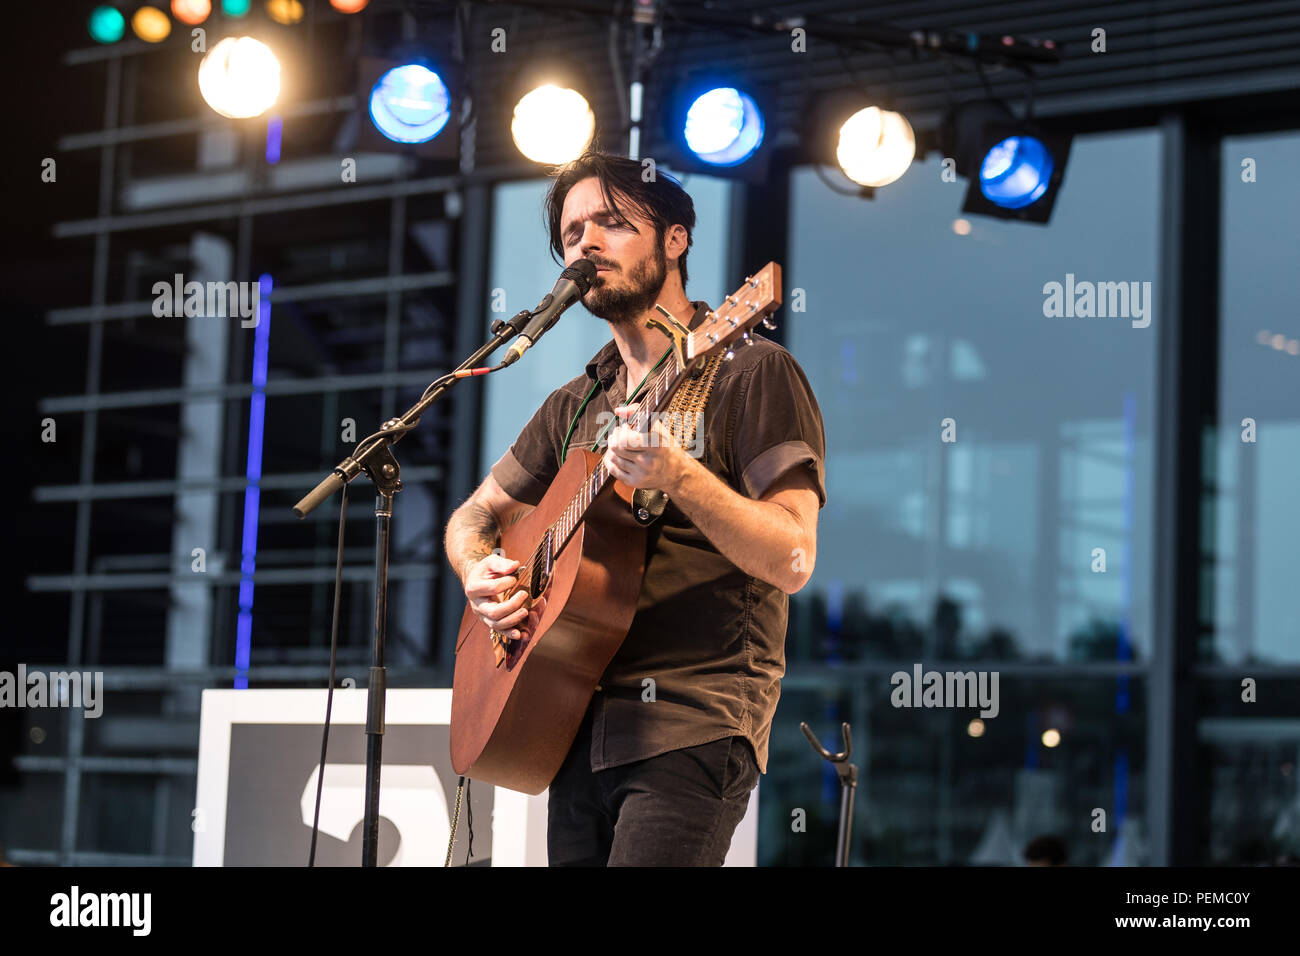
[723,348,735,361]
[761,317,776,329]
[742,332,754,346]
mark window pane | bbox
[766,673,1146,866]
[786,130,1160,666]
[1212,132,1300,665]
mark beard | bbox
[581,242,668,326]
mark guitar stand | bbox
[800,721,858,867]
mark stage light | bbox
[88,6,125,43]
[979,135,1053,208]
[330,0,370,11]
[683,87,764,166]
[222,0,251,15]
[172,0,211,25]
[266,0,304,25]
[512,85,595,164]
[369,64,451,144]
[944,100,1072,224]
[199,36,281,119]
[132,6,172,43]
[835,106,916,188]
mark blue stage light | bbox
[979,135,1055,209]
[683,87,764,167]
[368,64,451,145]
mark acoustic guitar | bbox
[450,263,782,794]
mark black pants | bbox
[546,703,760,866]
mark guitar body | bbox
[450,448,646,794]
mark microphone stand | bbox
[294,306,536,868]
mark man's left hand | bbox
[603,403,694,494]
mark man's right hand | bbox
[464,552,547,641]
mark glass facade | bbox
[1197,131,1300,866]
[774,131,1161,864]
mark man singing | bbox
[444,148,827,866]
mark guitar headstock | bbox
[645,262,782,371]
[688,262,782,362]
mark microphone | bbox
[502,259,598,366]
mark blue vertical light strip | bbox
[234,274,273,688]
[265,114,282,165]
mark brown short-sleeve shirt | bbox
[488,300,827,773]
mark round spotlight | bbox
[511,85,595,164]
[979,135,1054,209]
[88,6,125,43]
[222,0,251,15]
[199,36,281,119]
[835,106,916,188]
[330,0,370,11]
[683,87,764,166]
[369,65,451,144]
[266,0,304,25]
[172,0,211,24]
[132,6,172,43]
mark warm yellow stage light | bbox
[198,36,281,119]
[511,85,595,165]
[836,106,917,188]
[171,0,212,25]
[266,0,304,25]
[330,0,370,11]
[132,6,173,42]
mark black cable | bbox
[346,364,508,468]
[464,778,474,864]
[607,1,629,131]
[308,482,350,867]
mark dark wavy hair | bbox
[543,148,696,288]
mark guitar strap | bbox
[629,352,724,526]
